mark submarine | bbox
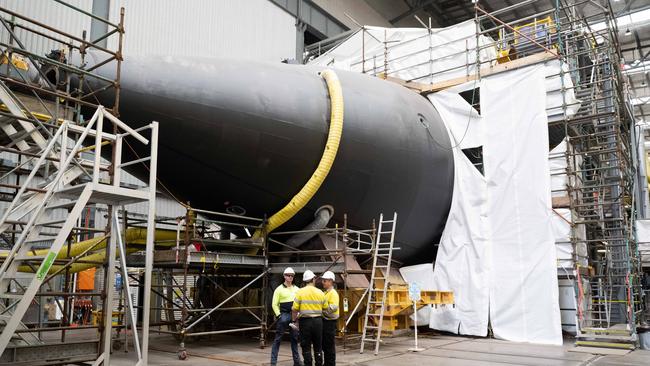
[87,54,455,264]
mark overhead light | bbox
[625,28,632,35]
[590,8,650,31]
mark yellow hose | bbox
[1,228,177,274]
[253,69,344,241]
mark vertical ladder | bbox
[360,212,397,355]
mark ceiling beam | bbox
[409,0,447,27]
[424,1,452,26]
[454,0,475,19]
[389,0,438,24]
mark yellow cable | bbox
[253,69,344,242]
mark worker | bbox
[292,270,326,366]
[321,271,339,366]
[270,267,301,366]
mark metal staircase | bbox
[360,212,397,355]
[0,80,85,239]
[0,303,42,348]
[0,105,159,365]
[0,81,48,153]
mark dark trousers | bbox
[322,319,337,366]
[270,312,301,365]
[299,317,323,366]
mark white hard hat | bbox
[303,270,315,282]
[283,267,295,275]
[322,271,335,281]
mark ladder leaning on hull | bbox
[360,212,397,355]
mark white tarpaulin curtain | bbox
[424,64,563,344]
[425,92,489,336]
[482,65,562,345]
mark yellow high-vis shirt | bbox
[272,284,299,316]
[323,288,340,320]
[292,284,326,318]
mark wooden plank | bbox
[385,51,559,94]
[552,196,571,208]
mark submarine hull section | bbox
[95,56,454,264]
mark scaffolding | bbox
[0,1,136,365]
[123,206,387,360]
[306,0,644,349]
[125,206,271,361]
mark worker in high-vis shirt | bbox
[292,270,327,366]
[321,271,339,366]
[270,267,301,366]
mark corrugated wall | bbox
[0,0,92,59]
[0,1,296,60]
[109,0,296,61]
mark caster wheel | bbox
[113,340,123,351]
[178,350,188,360]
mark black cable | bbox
[422,77,479,151]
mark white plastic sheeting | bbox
[545,61,581,121]
[552,208,588,270]
[428,89,483,149]
[636,219,650,266]
[425,65,562,344]
[558,279,579,333]
[549,140,587,271]
[309,20,496,84]
[549,139,569,198]
[399,264,438,327]
[422,90,490,335]
[483,65,562,345]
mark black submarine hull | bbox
[92,55,454,263]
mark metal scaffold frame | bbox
[0,1,159,365]
[121,206,272,361]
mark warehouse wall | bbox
[0,0,297,61]
[0,0,92,59]
[108,0,296,61]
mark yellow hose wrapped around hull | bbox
[253,69,344,243]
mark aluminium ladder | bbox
[360,212,397,355]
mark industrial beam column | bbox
[90,0,110,47]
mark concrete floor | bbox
[109,332,650,366]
